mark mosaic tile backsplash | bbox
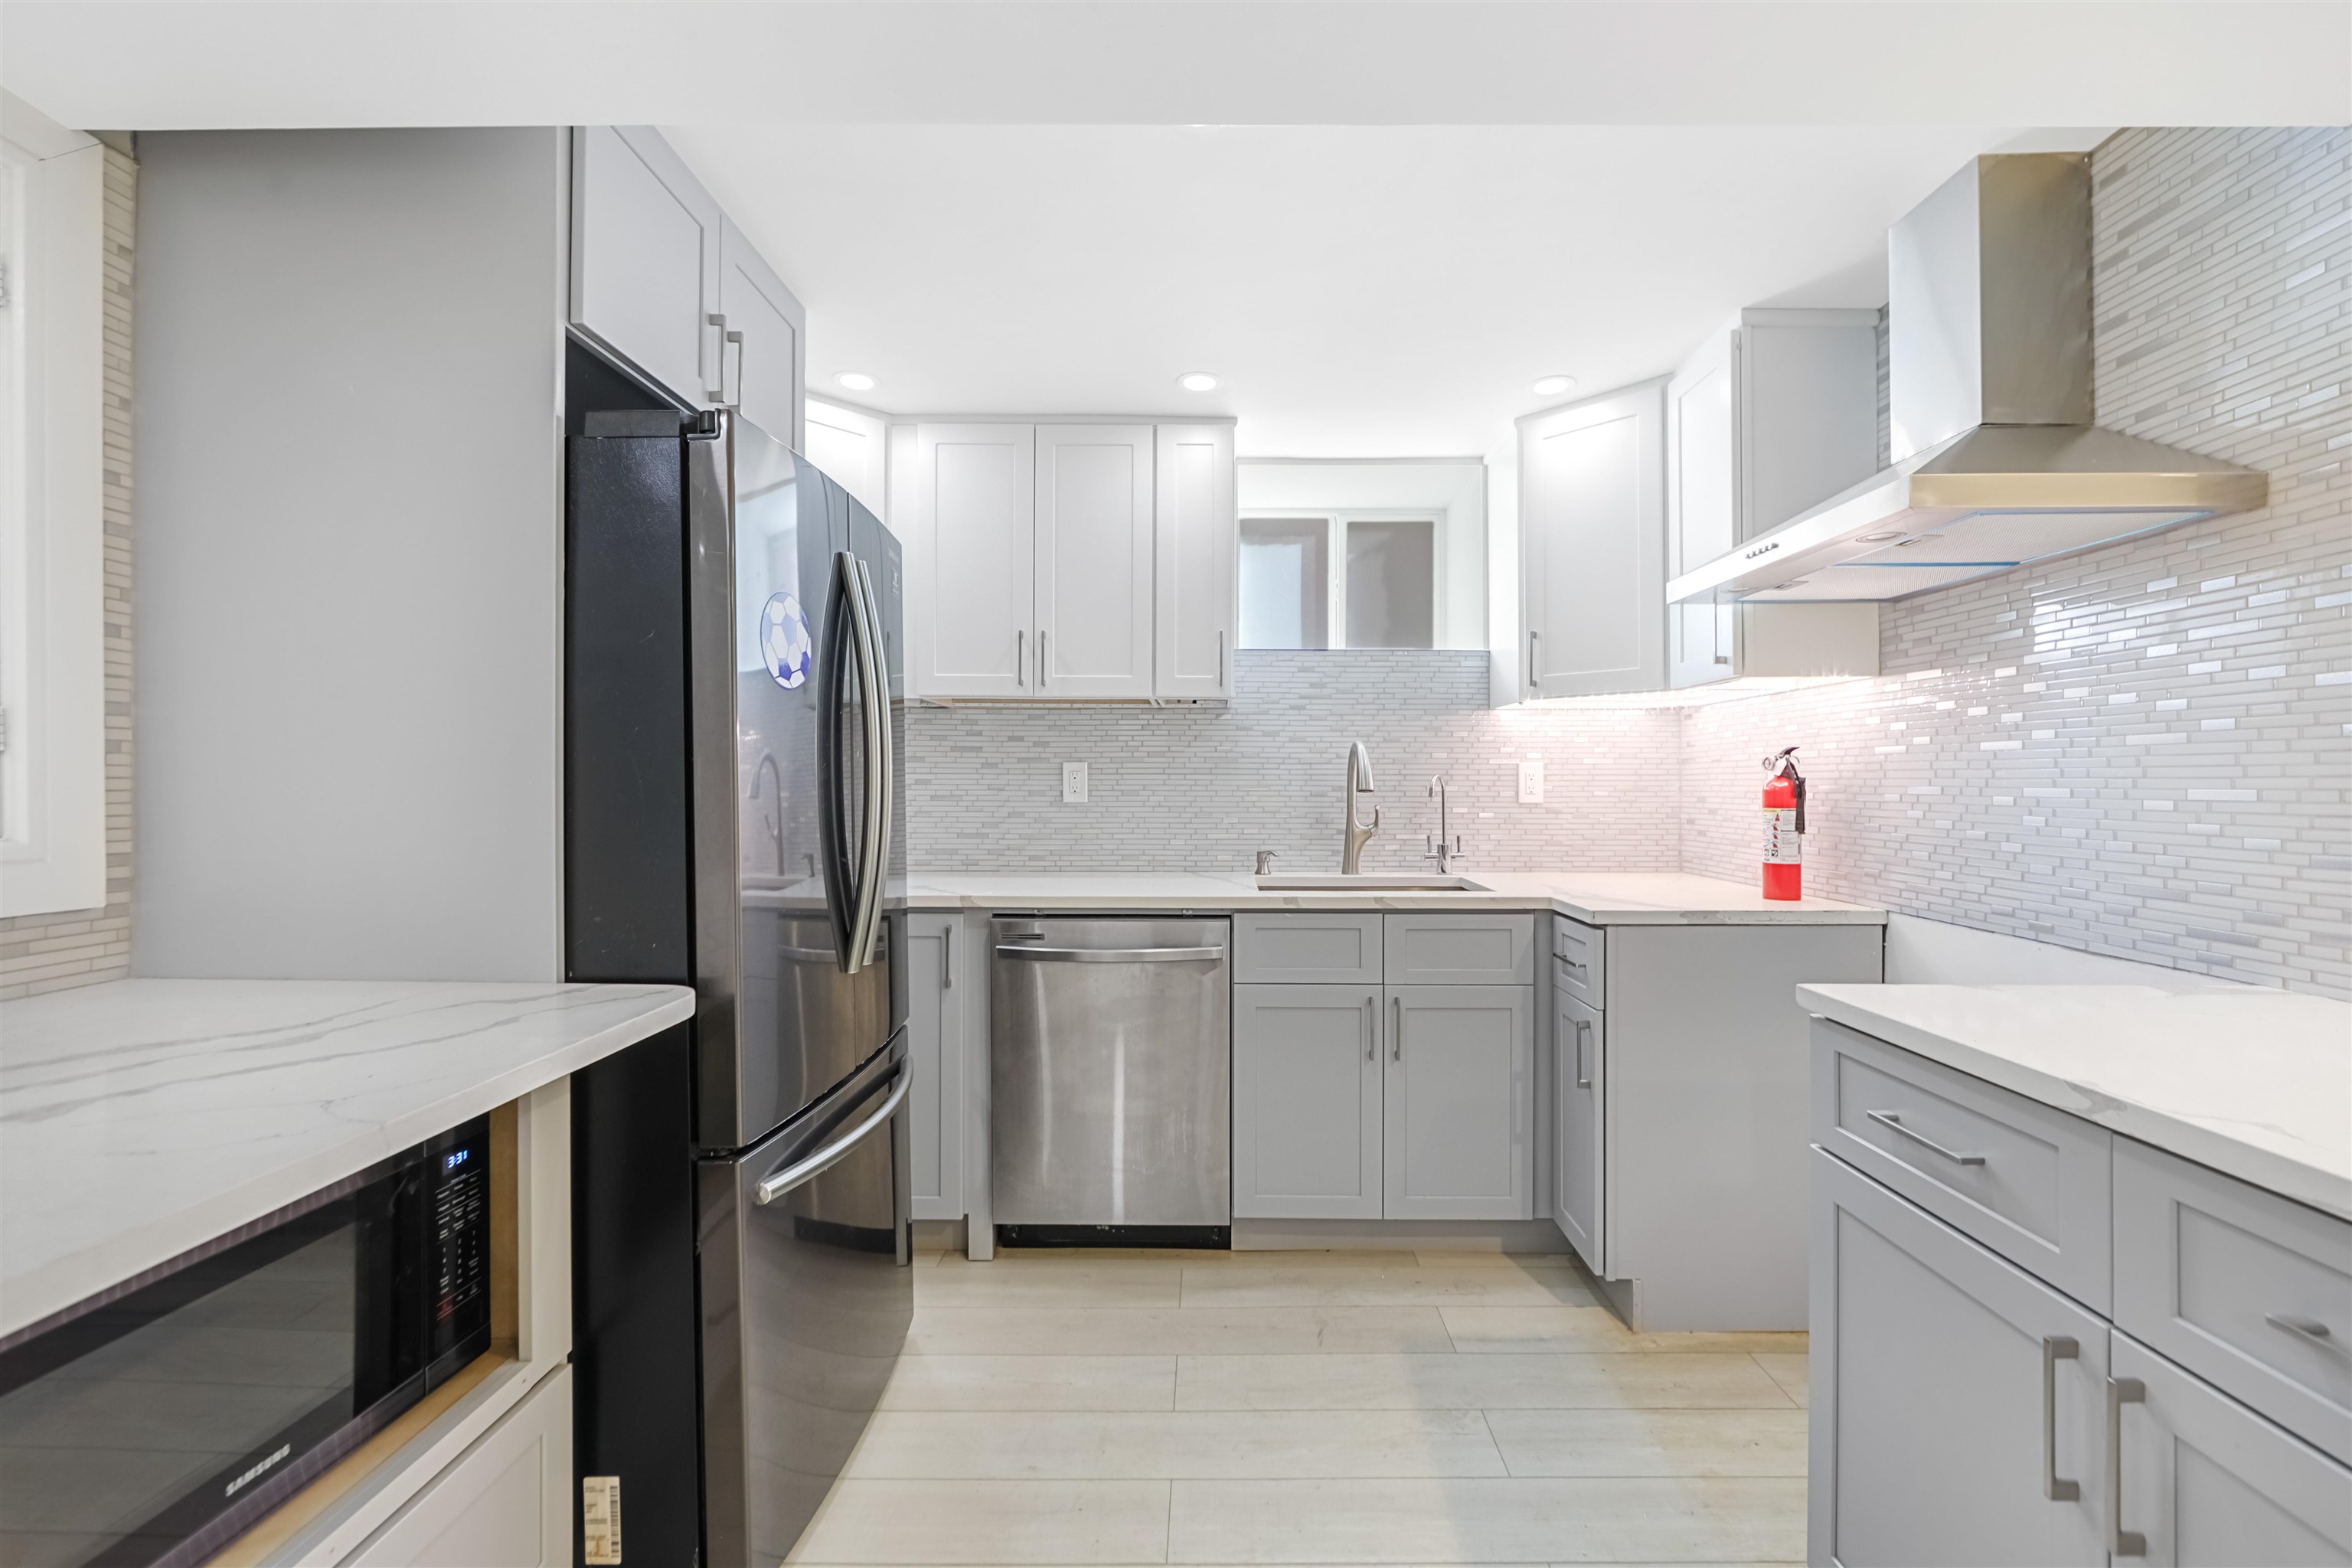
[906,652,1684,877]
[1684,126,2350,996]
[906,127,2350,997]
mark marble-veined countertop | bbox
[1797,982,2352,1220]
[0,978,694,1338]
[904,869,1886,926]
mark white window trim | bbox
[1,93,106,917]
[1240,508,1449,649]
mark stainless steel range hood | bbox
[1668,154,2267,605]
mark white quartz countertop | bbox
[905,870,1885,926]
[1798,983,2352,1220]
[0,978,694,1338]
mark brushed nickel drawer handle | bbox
[2042,1336,2080,1502]
[1573,1018,1592,1089]
[2107,1376,2147,1557]
[2266,1313,2343,1353]
[996,945,1225,963]
[1866,1109,1987,1167]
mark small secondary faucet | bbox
[1341,741,1380,874]
[1425,776,1464,872]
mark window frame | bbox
[1238,508,1449,650]
[1,96,107,918]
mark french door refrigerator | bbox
[566,403,910,1568]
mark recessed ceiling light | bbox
[1178,371,1220,392]
[1530,374,1577,397]
[834,371,876,392]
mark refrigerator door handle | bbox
[850,557,892,970]
[754,1064,910,1205]
[817,550,864,969]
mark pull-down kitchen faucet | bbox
[1341,741,1380,874]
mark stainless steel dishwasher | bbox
[991,916,1232,1239]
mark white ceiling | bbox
[4,1,2338,457]
[671,122,2099,454]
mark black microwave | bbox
[0,1115,494,1568]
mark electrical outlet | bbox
[1518,760,1544,804]
[1061,761,1089,803]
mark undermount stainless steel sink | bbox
[1255,875,1490,892]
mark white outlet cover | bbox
[1062,761,1089,803]
[1518,760,1544,804]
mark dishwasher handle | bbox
[995,944,1227,964]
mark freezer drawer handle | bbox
[755,1067,911,1206]
[995,945,1226,964]
[1864,1109,1986,1168]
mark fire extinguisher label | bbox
[1763,808,1802,864]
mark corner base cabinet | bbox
[1809,1016,2352,1568]
[1554,915,1884,1331]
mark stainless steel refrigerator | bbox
[565,385,910,1568]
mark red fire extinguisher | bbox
[1762,746,1807,901]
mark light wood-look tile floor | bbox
[788,1246,1808,1566]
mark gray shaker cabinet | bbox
[1810,1147,2111,1567]
[1553,985,1604,1272]
[1232,985,1383,1220]
[1385,985,1534,1221]
[570,125,724,411]
[2111,1330,2352,1566]
[905,913,965,1221]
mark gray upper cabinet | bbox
[1385,985,1534,1221]
[1665,309,1881,691]
[1385,913,1535,986]
[570,126,723,409]
[1519,381,1666,697]
[1553,985,1603,1273]
[717,216,804,452]
[2112,1329,2352,1566]
[1810,1147,2111,1567]
[904,913,965,1221]
[1233,914,1383,985]
[1233,985,1383,1220]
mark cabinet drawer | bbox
[1233,914,1383,985]
[1385,913,1534,985]
[1813,1019,2113,1312]
[1550,915,1604,1008]
[2115,1138,2352,1465]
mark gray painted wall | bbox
[133,128,569,979]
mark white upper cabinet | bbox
[717,216,804,450]
[1520,382,1666,697]
[570,126,723,408]
[1035,424,1156,699]
[570,128,805,449]
[911,424,1037,698]
[1668,309,1881,688]
[903,419,1236,704]
[1154,423,1236,701]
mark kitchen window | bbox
[1240,512,1439,649]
